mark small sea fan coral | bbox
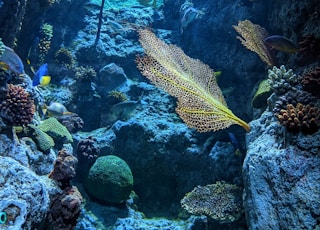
[0,84,35,126]
[181,181,243,223]
[277,103,320,134]
[75,66,97,81]
[54,48,75,67]
[268,65,298,95]
[301,67,320,97]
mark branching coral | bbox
[268,65,298,95]
[277,103,320,134]
[233,20,275,66]
[0,84,35,126]
[301,67,320,97]
[181,181,243,223]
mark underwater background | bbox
[0,0,319,229]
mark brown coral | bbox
[74,66,97,81]
[0,84,35,126]
[48,186,82,230]
[54,48,75,67]
[301,67,320,97]
[49,148,78,189]
[298,35,320,58]
[77,136,100,161]
[277,103,320,134]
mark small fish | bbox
[228,132,244,156]
[43,102,72,117]
[107,100,139,124]
[0,45,24,74]
[32,63,51,86]
[214,71,222,77]
[264,35,299,53]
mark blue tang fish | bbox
[264,35,298,53]
[32,63,51,86]
[0,45,25,74]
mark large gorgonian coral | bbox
[0,84,35,126]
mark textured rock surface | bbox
[243,111,320,229]
[0,156,50,229]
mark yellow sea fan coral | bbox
[136,29,250,132]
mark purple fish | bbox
[0,45,25,74]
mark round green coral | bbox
[85,155,133,204]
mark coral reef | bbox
[85,155,133,204]
[54,47,75,68]
[49,148,78,189]
[181,181,243,223]
[0,84,35,126]
[57,113,84,133]
[38,117,73,144]
[48,186,82,230]
[301,67,320,97]
[273,90,317,114]
[277,103,320,134]
[267,65,298,95]
[233,20,274,66]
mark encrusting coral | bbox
[136,29,250,132]
[0,84,35,126]
[181,181,243,223]
[233,20,274,66]
[301,67,320,97]
[277,103,320,134]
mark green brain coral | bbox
[85,155,133,204]
[26,124,55,152]
[38,117,73,143]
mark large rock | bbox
[243,111,320,229]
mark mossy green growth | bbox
[85,155,133,204]
[38,117,73,143]
[251,79,272,109]
[26,124,55,152]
